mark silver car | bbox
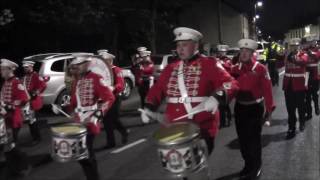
[24,53,135,113]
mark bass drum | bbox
[88,56,114,87]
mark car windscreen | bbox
[257,44,263,50]
[33,61,43,72]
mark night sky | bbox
[224,0,320,39]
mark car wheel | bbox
[53,90,71,115]
[121,79,132,100]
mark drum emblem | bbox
[160,147,192,173]
[56,140,76,157]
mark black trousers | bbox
[284,90,306,130]
[138,79,151,108]
[201,130,215,155]
[219,104,232,127]
[235,102,264,172]
[267,60,279,86]
[79,134,100,180]
[306,79,319,116]
[28,112,41,141]
[102,96,127,146]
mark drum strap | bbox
[177,62,193,119]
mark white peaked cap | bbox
[70,55,91,65]
[139,50,151,57]
[238,39,258,50]
[173,27,203,42]
[99,52,115,60]
[22,61,35,67]
[217,44,229,52]
[97,49,109,54]
[137,47,148,52]
[0,58,19,69]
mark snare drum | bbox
[51,123,88,162]
[153,122,208,177]
[0,117,8,144]
[22,103,36,123]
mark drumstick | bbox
[173,108,205,121]
[51,104,72,119]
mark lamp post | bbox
[253,1,263,40]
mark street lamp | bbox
[257,1,263,7]
[255,14,260,19]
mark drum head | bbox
[51,123,87,136]
[88,56,114,87]
[153,122,200,146]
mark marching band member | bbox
[0,59,31,178]
[132,47,155,108]
[140,27,238,155]
[68,55,115,180]
[97,50,128,149]
[216,45,233,127]
[22,61,47,145]
[283,38,309,139]
[231,39,275,180]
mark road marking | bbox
[279,70,285,76]
[111,138,147,154]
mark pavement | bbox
[0,70,319,180]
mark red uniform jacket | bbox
[283,51,309,91]
[146,54,238,137]
[217,56,232,73]
[1,77,29,128]
[111,66,125,96]
[23,71,47,111]
[69,72,115,135]
[231,60,275,113]
[306,48,320,80]
[132,60,154,86]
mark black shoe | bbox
[315,108,320,115]
[248,168,262,180]
[286,130,296,139]
[30,139,41,146]
[239,166,250,178]
[299,123,305,132]
[305,114,312,120]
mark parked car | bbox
[256,41,269,62]
[119,68,135,100]
[152,54,177,79]
[23,53,135,113]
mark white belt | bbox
[307,63,319,67]
[284,73,306,77]
[167,97,208,104]
[75,104,98,113]
[237,97,264,105]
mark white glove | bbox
[203,96,219,113]
[0,107,7,116]
[138,108,165,124]
[139,108,151,124]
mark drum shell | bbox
[51,123,88,163]
[153,122,208,177]
[0,117,8,145]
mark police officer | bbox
[68,55,115,180]
[265,41,281,86]
[304,40,320,119]
[140,27,238,155]
[216,45,232,127]
[231,39,275,180]
[22,61,47,145]
[0,59,31,179]
[283,38,308,139]
[97,50,128,149]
